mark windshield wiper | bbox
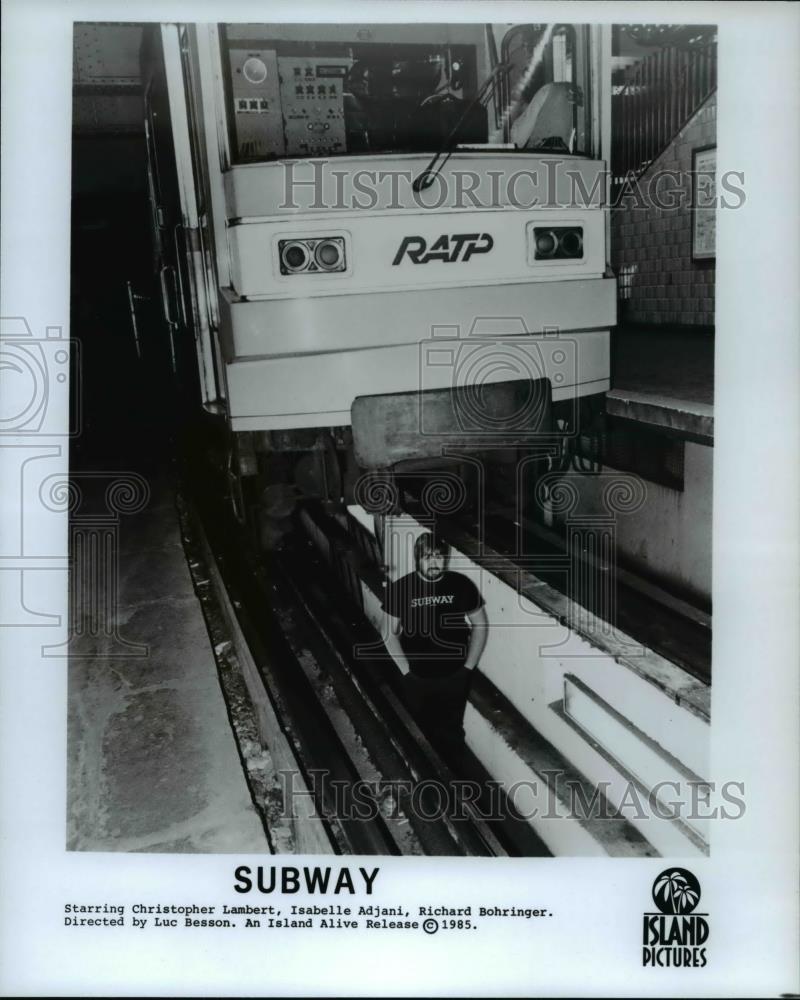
[412,59,510,193]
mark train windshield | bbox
[221,23,593,163]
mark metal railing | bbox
[612,42,717,190]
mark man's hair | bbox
[414,532,448,565]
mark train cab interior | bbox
[218,23,592,162]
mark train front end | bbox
[194,22,615,468]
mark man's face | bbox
[416,547,446,582]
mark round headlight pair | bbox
[280,238,345,274]
[534,228,583,259]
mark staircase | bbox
[612,41,717,194]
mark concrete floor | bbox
[67,476,270,853]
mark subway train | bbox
[141,22,613,494]
[141,22,711,857]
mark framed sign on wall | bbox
[692,145,717,261]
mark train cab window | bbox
[501,24,588,154]
[220,23,593,163]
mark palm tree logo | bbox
[652,868,701,914]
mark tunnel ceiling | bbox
[73,22,144,136]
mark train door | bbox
[162,23,224,413]
[141,26,209,420]
[142,74,179,379]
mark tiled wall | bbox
[612,93,716,326]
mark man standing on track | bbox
[382,531,488,765]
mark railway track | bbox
[180,447,710,858]
[180,487,548,857]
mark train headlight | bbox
[278,236,347,275]
[559,229,583,257]
[535,231,558,258]
[532,226,583,261]
[314,239,344,270]
[280,241,311,273]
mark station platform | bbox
[67,471,270,853]
[609,324,714,442]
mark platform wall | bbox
[612,93,717,326]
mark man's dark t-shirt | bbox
[382,570,484,678]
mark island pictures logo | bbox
[643,868,708,968]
